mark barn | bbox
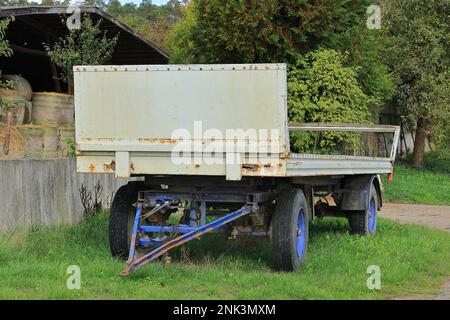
[0,6,169,93]
[0,6,169,159]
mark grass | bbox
[0,212,449,299]
[382,164,450,205]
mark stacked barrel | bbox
[0,75,75,158]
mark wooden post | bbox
[68,77,74,96]
[43,33,62,93]
[3,112,13,155]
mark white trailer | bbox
[74,64,399,276]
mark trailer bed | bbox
[74,64,399,180]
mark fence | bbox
[0,158,127,233]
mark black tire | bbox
[271,188,309,272]
[109,182,139,259]
[348,185,378,235]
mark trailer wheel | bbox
[109,182,138,259]
[271,189,309,272]
[348,185,378,235]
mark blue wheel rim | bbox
[296,209,306,257]
[368,198,376,233]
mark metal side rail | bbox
[120,204,255,276]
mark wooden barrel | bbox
[0,88,28,125]
[1,75,32,101]
[31,92,74,126]
[0,123,24,158]
[16,124,59,158]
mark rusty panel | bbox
[74,64,289,179]
[74,64,288,152]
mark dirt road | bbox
[380,203,450,233]
[380,203,450,300]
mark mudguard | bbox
[340,175,382,211]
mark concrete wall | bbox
[0,158,127,233]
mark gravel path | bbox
[380,203,450,300]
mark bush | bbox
[288,49,371,154]
[0,17,14,110]
[402,150,450,173]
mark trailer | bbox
[74,64,400,276]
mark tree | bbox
[0,17,14,110]
[118,13,171,52]
[169,0,393,104]
[383,0,450,166]
[0,16,13,58]
[169,0,393,153]
[104,0,184,52]
[44,15,119,95]
[167,0,197,62]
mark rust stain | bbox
[139,138,177,144]
[241,162,285,175]
[88,163,95,173]
[130,162,135,172]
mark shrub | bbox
[288,49,371,154]
[0,17,14,110]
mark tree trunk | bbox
[68,77,74,96]
[412,116,426,167]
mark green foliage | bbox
[0,77,14,110]
[0,16,14,110]
[0,16,14,58]
[65,137,76,158]
[168,1,198,63]
[118,14,172,53]
[44,15,119,83]
[169,0,394,104]
[381,164,450,205]
[403,150,450,173]
[421,150,450,173]
[105,0,184,52]
[288,50,371,153]
[382,0,450,150]
[171,0,368,63]
[168,1,396,154]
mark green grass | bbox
[382,165,450,205]
[0,212,449,299]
